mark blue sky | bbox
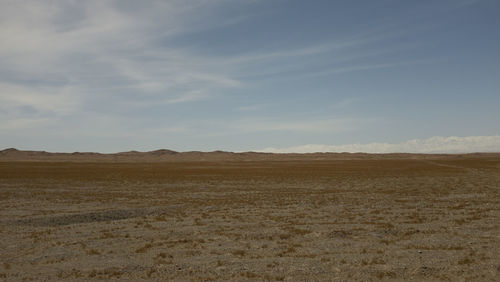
[1,0,499,153]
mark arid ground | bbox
[1,154,499,281]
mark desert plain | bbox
[0,150,499,281]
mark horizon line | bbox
[1,147,499,156]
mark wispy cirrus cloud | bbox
[0,83,78,114]
[227,117,373,133]
[0,0,244,119]
[0,0,407,133]
[0,117,51,131]
[0,1,388,117]
[259,136,500,154]
[141,116,374,137]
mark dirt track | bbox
[1,158,499,281]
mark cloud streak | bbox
[259,136,500,154]
[0,0,409,135]
[0,1,391,120]
[0,0,244,118]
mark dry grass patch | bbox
[1,156,499,281]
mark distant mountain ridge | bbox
[1,148,499,162]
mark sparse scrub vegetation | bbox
[231,249,246,257]
[135,243,153,253]
[86,249,100,255]
[0,156,499,280]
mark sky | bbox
[1,0,499,153]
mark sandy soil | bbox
[0,157,499,281]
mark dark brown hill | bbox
[1,148,499,162]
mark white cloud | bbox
[259,136,500,154]
[0,117,51,131]
[184,117,375,136]
[0,83,78,114]
[232,118,371,133]
[0,1,244,123]
[328,98,361,110]
[0,0,407,124]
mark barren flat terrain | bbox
[1,155,499,280]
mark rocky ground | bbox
[0,157,499,281]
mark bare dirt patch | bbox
[0,157,499,280]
